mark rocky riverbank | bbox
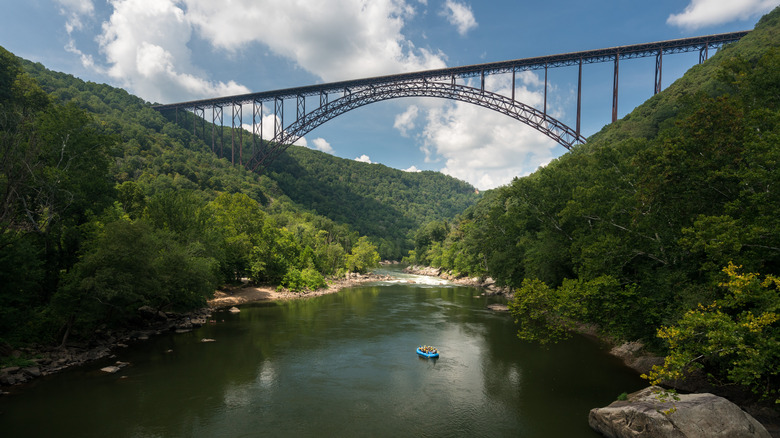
[403,265,514,298]
[0,272,391,391]
[0,306,213,390]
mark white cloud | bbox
[419,73,559,190]
[355,154,373,163]
[311,138,334,153]
[393,105,420,137]
[95,0,250,103]
[183,0,447,82]
[441,0,477,36]
[404,165,422,172]
[667,0,779,30]
[55,0,94,33]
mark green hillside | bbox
[0,44,476,351]
[266,145,479,259]
[407,8,780,402]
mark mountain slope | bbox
[266,145,479,258]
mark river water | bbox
[0,270,645,437]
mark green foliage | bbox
[266,146,479,259]
[410,8,780,391]
[280,267,327,292]
[644,263,779,402]
[2,42,412,349]
[346,236,380,274]
[508,278,575,345]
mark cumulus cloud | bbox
[441,0,478,36]
[393,105,420,137]
[404,165,422,172]
[355,154,373,163]
[94,0,250,103]
[667,0,779,30]
[183,0,447,82]
[311,138,334,153]
[419,72,559,190]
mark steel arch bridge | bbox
[249,80,585,172]
[153,30,749,173]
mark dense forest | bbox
[406,9,780,402]
[0,42,475,355]
[265,146,479,260]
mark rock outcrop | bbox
[589,386,771,438]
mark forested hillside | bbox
[407,8,780,402]
[266,146,479,259]
[0,43,474,352]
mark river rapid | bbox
[0,268,645,437]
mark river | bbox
[0,269,645,437]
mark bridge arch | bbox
[247,79,586,172]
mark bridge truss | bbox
[153,31,749,173]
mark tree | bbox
[643,263,779,402]
[346,236,379,274]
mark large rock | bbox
[589,386,770,438]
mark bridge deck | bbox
[153,31,749,110]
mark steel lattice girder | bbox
[154,31,748,112]
[247,80,586,172]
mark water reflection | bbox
[0,273,644,437]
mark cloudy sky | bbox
[2,0,777,189]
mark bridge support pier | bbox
[612,53,619,123]
[231,102,242,165]
[274,97,284,139]
[193,106,205,140]
[253,100,263,159]
[212,105,223,157]
[543,64,548,117]
[655,50,663,95]
[576,58,582,139]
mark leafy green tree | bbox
[507,278,576,345]
[346,236,380,274]
[644,263,779,403]
[206,192,266,282]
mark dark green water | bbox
[0,272,645,437]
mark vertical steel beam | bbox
[699,43,709,64]
[480,70,485,93]
[274,97,283,139]
[654,50,663,95]
[193,106,202,138]
[212,104,223,156]
[296,94,305,122]
[543,63,548,116]
[511,70,516,101]
[451,74,456,87]
[253,99,262,158]
[231,102,242,165]
[612,53,619,123]
[194,106,205,139]
[320,91,328,107]
[576,57,582,139]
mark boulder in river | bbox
[588,386,771,438]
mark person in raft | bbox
[420,345,438,353]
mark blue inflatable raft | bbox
[416,346,439,358]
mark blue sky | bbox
[2,0,777,189]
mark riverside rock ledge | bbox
[588,386,771,438]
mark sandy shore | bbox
[208,273,391,308]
